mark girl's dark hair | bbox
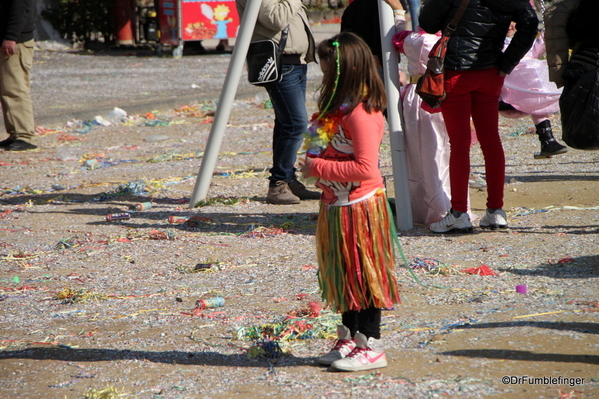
[317,32,387,116]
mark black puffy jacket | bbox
[419,0,538,74]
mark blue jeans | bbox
[407,0,421,27]
[265,63,308,184]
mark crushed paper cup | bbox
[515,285,527,294]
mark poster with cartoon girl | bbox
[181,0,240,41]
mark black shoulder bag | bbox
[246,26,289,87]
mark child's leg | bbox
[532,115,568,157]
[532,115,549,126]
[357,307,381,339]
[317,311,358,366]
[342,311,359,337]
[330,307,387,372]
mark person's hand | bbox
[498,71,507,77]
[399,71,408,86]
[297,158,313,179]
[506,21,516,38]
[383,0,404,11]
[1,40,16,57]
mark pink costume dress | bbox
[392,15,451,225]
[500,35,562,117]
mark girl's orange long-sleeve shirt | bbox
[310,103,385,206]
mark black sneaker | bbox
[288,179,320,200]
[5,139,37,151]
[0,137,15,148]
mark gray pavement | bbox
[9,23,341,130]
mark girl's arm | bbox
[531,34,546,60]
[384,0,407,32]
[388,0,410,55]
[501,4,538,75]
[309,108,384,182]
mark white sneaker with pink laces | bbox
[330,332,387,371]
[317,325,356,366]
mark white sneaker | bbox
[429,209,473,233]
[330,332,387,372]
[479,208,508,230]
[317,325,356,366]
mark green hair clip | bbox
[319,40,341,119]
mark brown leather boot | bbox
[267,181,300,204]
[288,179,320,200]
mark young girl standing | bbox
[298,32,401,372]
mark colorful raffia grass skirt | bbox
[316,189,401,313]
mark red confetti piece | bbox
[0,209,12,218]
[148,230,170,240]
[557,257,575,264]
[460,265,498,276]
[57,134,85,142]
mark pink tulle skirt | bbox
[500,59,562,116]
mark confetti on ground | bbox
[55,288,108,304]
[235,307,340,342]
[247,226,287,238]
[194,196,249,207]
[460,265,499,276]
[83,386,129,399]
[0,48,597,399]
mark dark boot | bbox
[536,120,567,157]
[0,136,15,148]
[288,179,320,200]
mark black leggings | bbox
[342,307,381,339]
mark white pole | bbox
[188,0,261,207]
[377,0,413,231]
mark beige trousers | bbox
[0,39,35,142]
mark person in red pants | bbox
[419,0,538,233]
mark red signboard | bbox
[181,0,240,41]
[158,0,179,45]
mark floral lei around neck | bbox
[303,106,347,158]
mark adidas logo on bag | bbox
[258,56,276,82]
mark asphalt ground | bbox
[7,23,341,131]
[1,20,598,399]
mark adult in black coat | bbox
[341,0,384,67]
[559,0,599,150]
